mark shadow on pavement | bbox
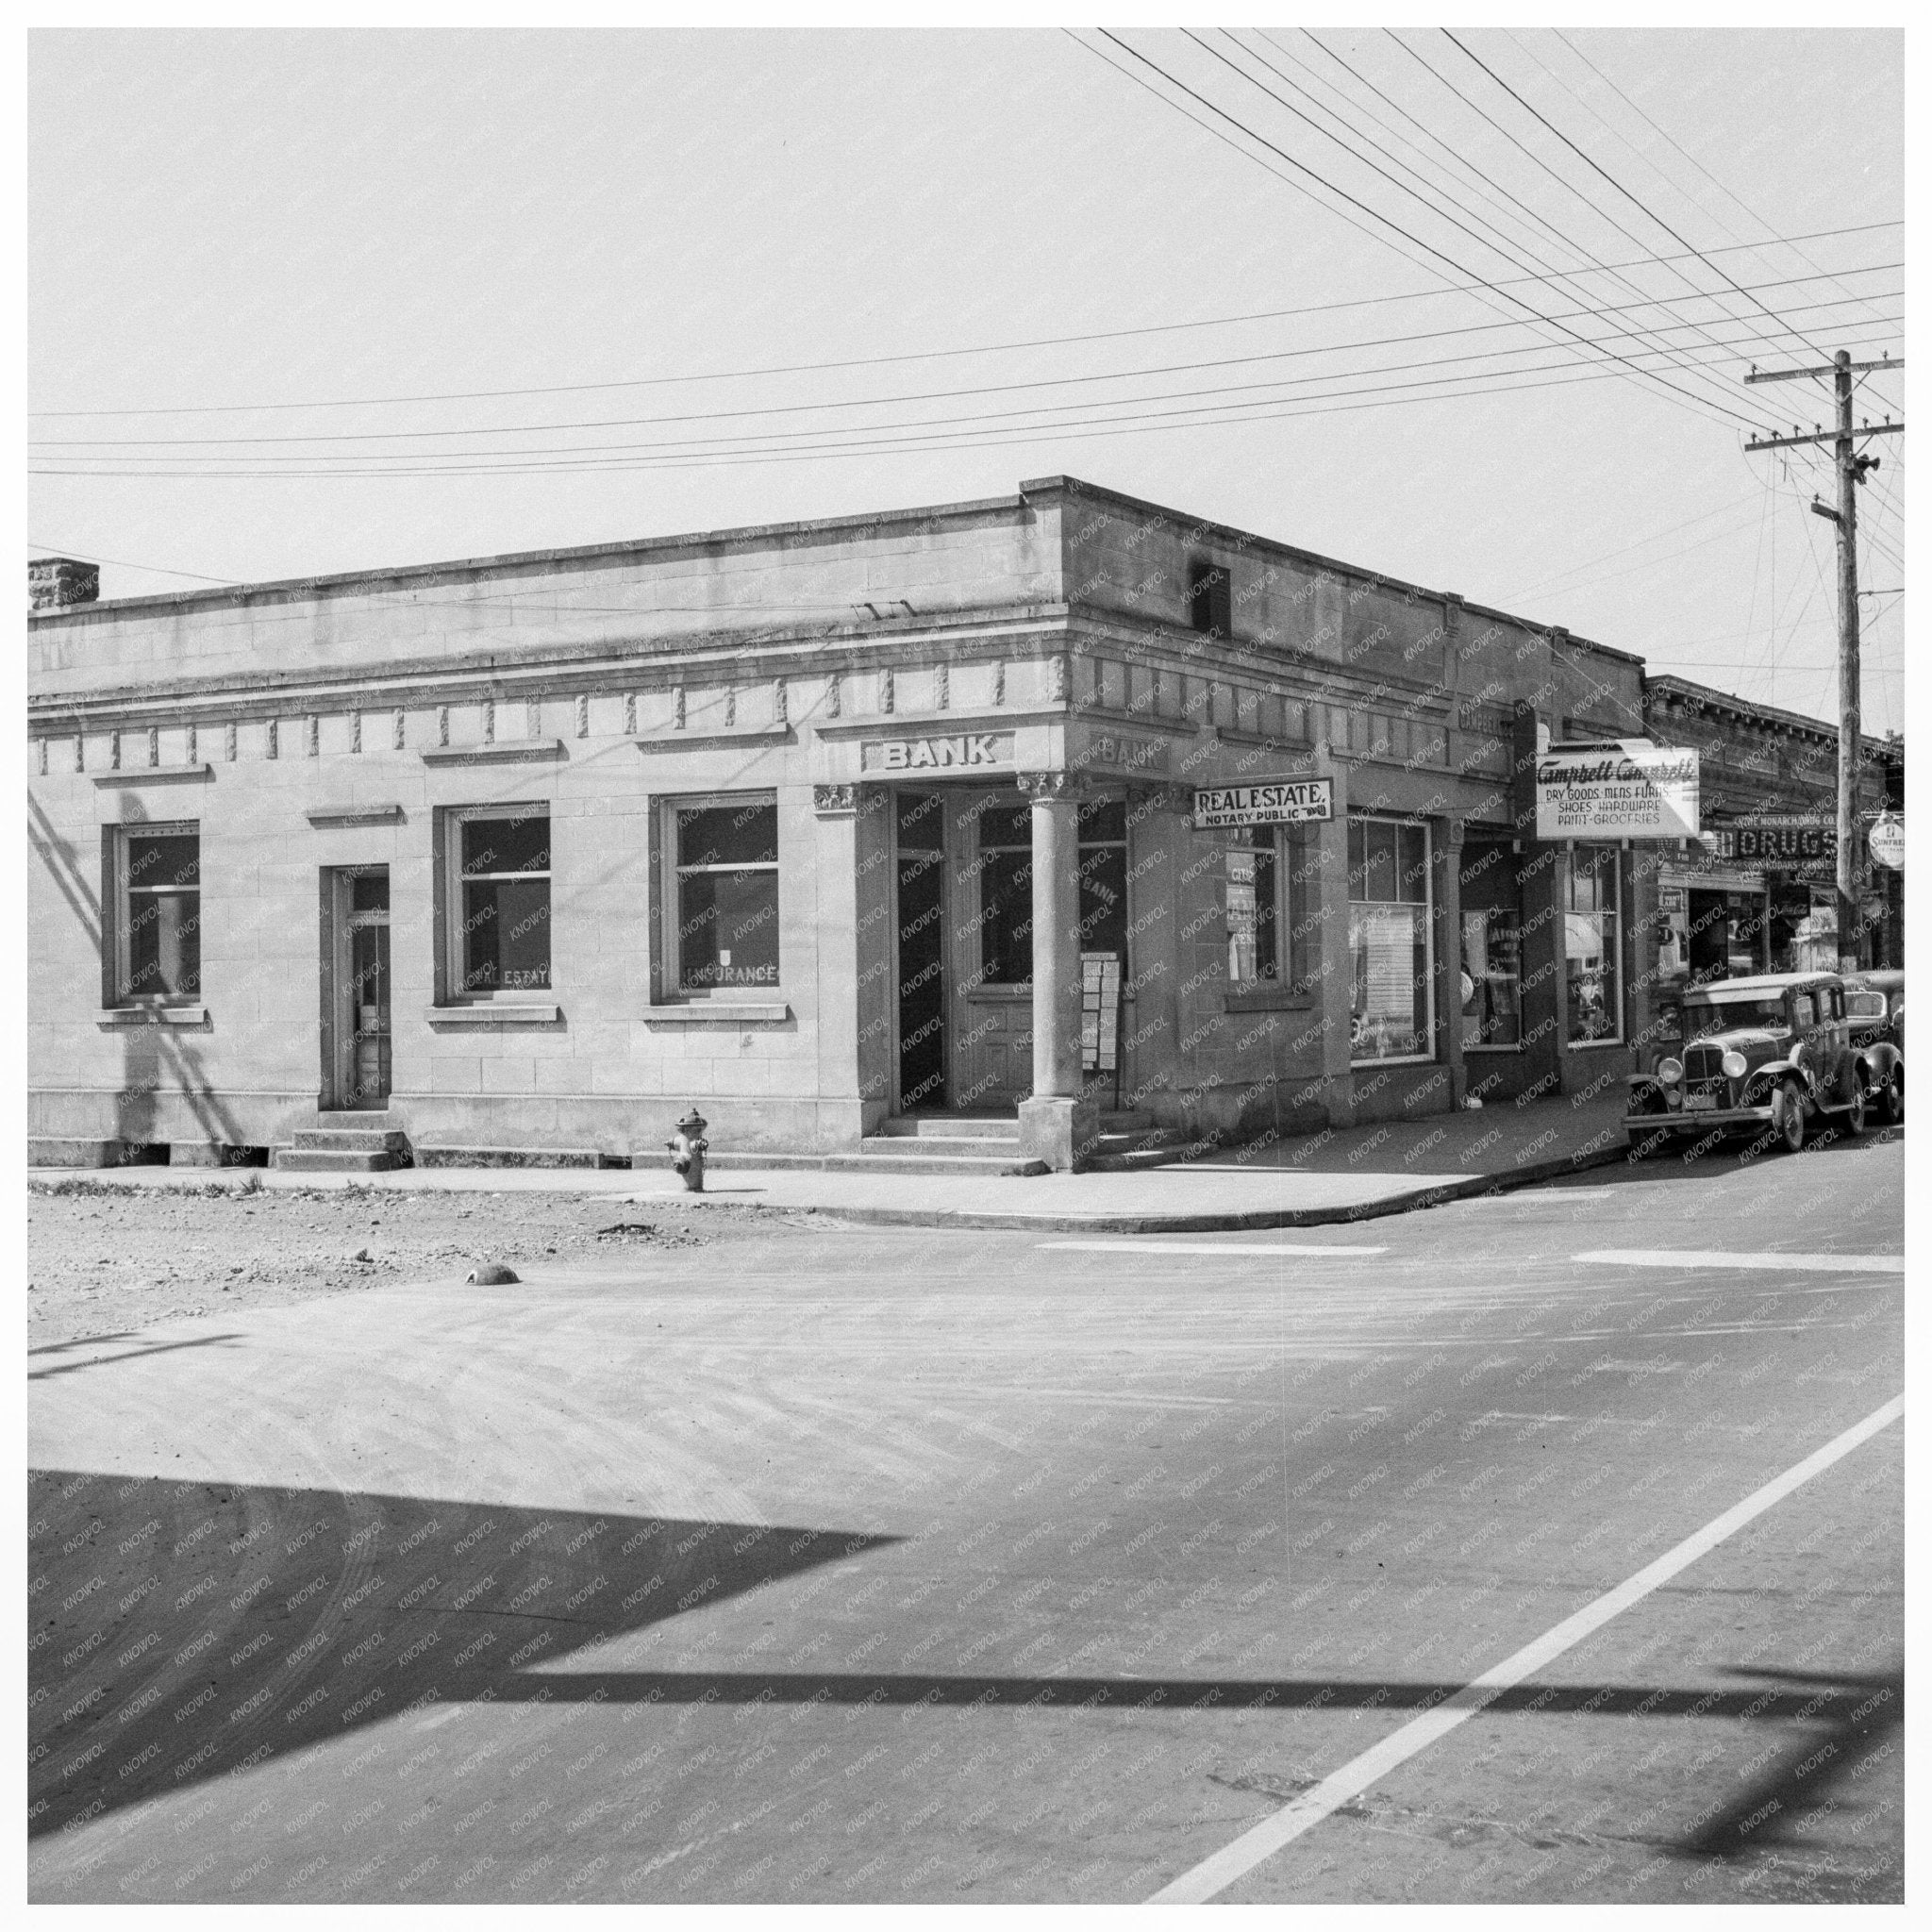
[30,1461,1896,1875]
[28,1468,896,1838]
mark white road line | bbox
[1036,1241,1387,1257]
[1574,1249,1904,1275]
[1148,1391,1905,1905]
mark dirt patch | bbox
[26,1178,801,1348]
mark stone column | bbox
[1017,771,1095,1170]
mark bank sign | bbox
[1534,746,1699,840]
[1193,777,1334,829]
[861,732,1015,774]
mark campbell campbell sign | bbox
[1534,744,1699,841]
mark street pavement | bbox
[28,1132,1904,1904]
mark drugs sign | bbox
[1534,745,1698,841]
[1192,777,1334,829]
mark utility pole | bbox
[1745,352,1904,974]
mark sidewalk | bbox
[30,1089,1636,1233]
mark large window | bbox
[1348,815,1432,1063]
[1225,824,1315,991]
[1565,845,1622,1044]
[447,804,551,996]
[114,824,200,1004]
[1459,841,1521,1049]
[672,795,780,992]
[977,796,1137,986]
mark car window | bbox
[1682,997,1789,1035]
[1847,991,1887,1019]
[1791,993,1816,1028]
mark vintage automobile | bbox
[1844,971,1905,1124]
[1626,972,1884,1154]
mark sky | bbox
[28,27,1906,732]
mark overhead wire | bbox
[1238,26,1761,422]
[1439,29,1837,365]
[1082,30,1759,436]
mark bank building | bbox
[29,475,1864,1174]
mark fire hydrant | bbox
[667,1107,709,1192]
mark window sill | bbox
[1463,1042,1524,1054]
[425,1003,562,1024]
[644,1002,792,1024]
[97,1005,208,1026]
[1566,1038,1627,1051]
[963,985,1032,1003]
[1224,986,1316,1013]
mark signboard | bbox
[1534,744,1699,840]
[1073,730,1170,775]
[1870,815,1905,871]
[1193,776,1334,829]
[860,732,1014,774]
[1080,952,1122,1092]
[1724,817,1836,867]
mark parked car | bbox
[1843,971,1905,1125]
[1625,972,1880,1154]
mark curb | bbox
[702,1138,1637,1234]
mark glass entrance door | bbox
[895,794,947,1111]
[325,865,391,1109]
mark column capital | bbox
[1017,770,1090,804]
[812,783,865,817]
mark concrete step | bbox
[272,1148,395,1174]
[292,1127,409,1153]
[878,1115,1022,1141]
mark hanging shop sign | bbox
[859,731,1015,773]
[1534,744,1699,840]
[1192,776,1334,829]
[1869,814,1906,871]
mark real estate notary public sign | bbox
[1534,744,1699,841]
[1192,776,1334,829]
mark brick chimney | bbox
[29,557,100,610]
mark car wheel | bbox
[1878,1068,1905,1126]
[1776,1079,1807,1153]
[1844,1081,1868,1138]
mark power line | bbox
[1440,29,1836,366]
[25,540,234,585]
[1547,30,1898,343]
[33,323,1903,482]
[1089,31,1768,435]
[1242,26,1760,421]
[33,279,1896,454]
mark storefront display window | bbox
[1458,841,1520,1049]
[1225,824,1314,991]
[672,796,780,991]
[1348,816,1432,1062]
[1565,845,1622,1044]
[448,805,551,996]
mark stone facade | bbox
[30,476,1702,1168]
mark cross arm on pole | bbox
[1745,422,1904,454]
[1745,357,1905,385]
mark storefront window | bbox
[1225,824,1315,991]
[449,805,550,995]
[673,796,780,991]
[1348,816,1432,1062]
[978,795,1135,986]
[115,823,201,1004]
[1458,841,1520,1048]
[1565,845,1622,1044]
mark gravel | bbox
[25,1178,791,1348]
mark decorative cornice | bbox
[810,708,1061,741]
[634,726,794,754]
